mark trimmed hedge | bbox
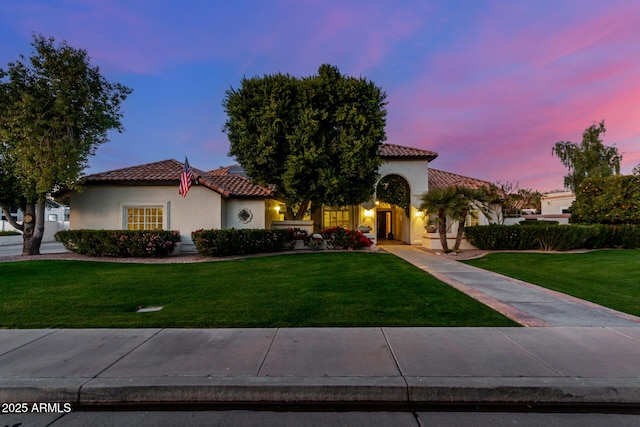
[192,228,293,257]
[465,224,640,251]
[55,229,181,257]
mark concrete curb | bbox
[80,377,408,407]
[3,376,640,409]
[407,377,640,405]
[0,378,87,404]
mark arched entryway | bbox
[375,174,410,243]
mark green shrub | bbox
[536,225,589,251]
[0,231,20,236]
[55,230,181,257]
[465,224,640,251]
[606,224,640,248]
[465,224,538,250]
[191,228,293,257]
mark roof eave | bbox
[381,153,438,162]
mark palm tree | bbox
[419,187,457,252]
[449,187,492,251]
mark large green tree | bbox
[552,120,622,192]
[0,34,131,255]
[570,175,640,224]
[223,64,387,219]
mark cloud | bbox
[381,0,640,191]
[4,0,639,191]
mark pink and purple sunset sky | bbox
[2,0,639,192]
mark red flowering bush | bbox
[320,227,371,250]
[286,227,309,249]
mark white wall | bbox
[69,185,223,243]
[377,158,430,244]
[378,159,429,208]
[226,199,269,229]
[541,192,575,215]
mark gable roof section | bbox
[200,174,273,198]
[77,159,273,198]
[379,143,438,161]
[428,168,491,191]
[82,159,184,183]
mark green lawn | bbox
[463,250,640,317]
[0,252,518,328]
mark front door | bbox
[376,211,392,240]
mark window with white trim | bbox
[126,207,163,230]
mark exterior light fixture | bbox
[364,209,374,218]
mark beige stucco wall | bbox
[69,185,223,243]
[226,199,272,229]
[377,158,430,245]
[378,159,429,207]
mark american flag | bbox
[178,157,193,197]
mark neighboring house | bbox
[0,199,70,245]
[538,191,574,224]
[55,143,496,249]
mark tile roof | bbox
[62,144,449,199]
[208,164,248,177]
[199,174,273,198]
[207,165,232,176]
[80,160,273,198]
[83,159,184,182]
[379,143,438,161]
[428,168,491,191]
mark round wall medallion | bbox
[238,208,253,224]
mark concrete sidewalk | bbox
[382,245,640,327]
[1,327,640,410]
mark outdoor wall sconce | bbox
[364,209,374,218]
